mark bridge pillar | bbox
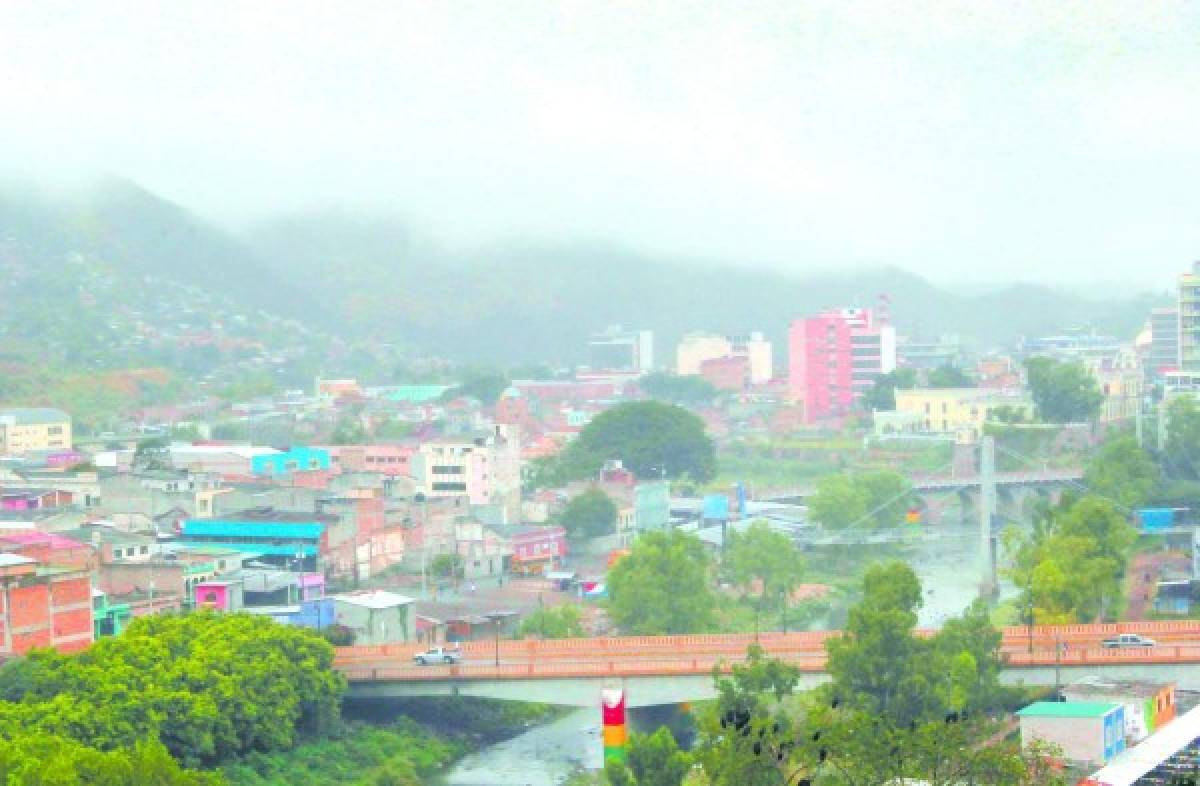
[979,436,998,597]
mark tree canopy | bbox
[1085,434,1158,509]
[1164,395,1200,481]
[0,613,345,769]
[516,605,587,639]
[607,531,716,634]
[557,401,716,483]
[927,364,971,388]
[808,470,913,530]
[560,488,618,539]
[638,372,718,405]
[1024,357,1103,423]
[1006,495,1136,623]
[724,520,804,610]
[860,368,918,412]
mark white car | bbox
[413,646,462,665]
[1101,633,1156,649]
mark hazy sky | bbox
[2,1,1198,288]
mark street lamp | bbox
[485,611,514,667]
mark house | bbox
[0,554,93,655]
[892,388,1035,443]
[332,590,416,644]
[194,577,245,611]
[0,408,72,456]
[494,525,567,576]
[92,589,133,638]
[178,507,338,571]
[245,597,335,630]
[1062,678,1176,742]
[0,531,95,571]
[0,488,73,511]
[1017,701,1125,766]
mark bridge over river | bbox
[336,620,1200,707]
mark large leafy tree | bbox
[808,470,913,530]
[0,613,344,768]
[1085,434,1158,509]
[926,364,971,388]
[608,531,716,634]
[605,727,691,786]
[861,368,918,412]
[724,520,804,610]
[559,401,716,482]
[516,605,586,639]
[638,372,718,405]
[1006,495,1136,623]
[1024,357,1103,423]
[560,488,618,538]
[1164,395,1200,481]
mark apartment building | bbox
[676,331,773,384]
[0,408,72,455]
[0,554,93,655]
[788,308,896,422]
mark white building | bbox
[676,331,773,385]
[332,590,415,644]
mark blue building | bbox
[251,447,332,477]
[248,597,335,630]
[179,508,335,571]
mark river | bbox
[436,532,1015,785]
[435,707,600,786]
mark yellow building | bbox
[0,408,73,455]
[891,389,1034,444]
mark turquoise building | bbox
[251,447,331,477]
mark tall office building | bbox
[676,331,773,384]
[788,307,896,423]
[588,326,653,372]
[1148,307,1180,380]
[1180,262,1200,371]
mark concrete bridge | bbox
[759,469,1084,505]
[336,621,1200,707]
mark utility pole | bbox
[979,435,997,597]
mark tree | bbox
[517,605,587,639]
[133,436,172,470]
[1164,395,1200,481]
[861,368,918,412]
[430,553,463,580]
[561,488,618,539]
[639,372,718,405]
[443,371,511,405]
[724,520,804,610]
[559,401,716,482]
[606,727,691,786]
[0,613,344,769]
[1006,495,1136,623]
[330,416,367,445]
[1024,357,1103,423]
[1086,435,1158,509]
[927,364,971,388]
[608,531,716,634]
[808,470,913,530]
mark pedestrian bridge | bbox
[760,468,1084,504]
[336,621,1200,707]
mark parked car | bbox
[1101,633,1156,649]
[413,646,462,665]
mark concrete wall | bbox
[334,600,414,645]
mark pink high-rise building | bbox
[788,308,896,423]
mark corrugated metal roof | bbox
[182,520,324,539]
[0,408,70,425]
[1017,701,1119,718]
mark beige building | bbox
[892,388,1034,444]
[676,331,772,384]
[1085,352,1143,424]
[0,408,72,455]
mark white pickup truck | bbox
[413,646,463,665]
[1101,633,1156,649]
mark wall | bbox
[334,600,413,644]
[1020,715,1106,764]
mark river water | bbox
[434,707,600,786]
[434,533,1015,785]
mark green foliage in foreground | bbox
[223,720,458,786]
[0,613,345,768]
[517,604,587,639]
[0,735,220,786]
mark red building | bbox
[0,554,94,655]
[700,355,751,392]
[0,532,96,572]
[788,307,897,423]
[504,526,567,576]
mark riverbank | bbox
[222,698,566,786]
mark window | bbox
[113,548,123,558]
[432,465,464,474]
[432,482,467,492]
[47,426,63,435]
[140,545,148,555]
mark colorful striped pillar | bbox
[601,688,627,763]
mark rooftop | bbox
[1017,701,1119,718]
[0,408,70,425]
[333,590,415,609]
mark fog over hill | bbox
[0,177,1168,367]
